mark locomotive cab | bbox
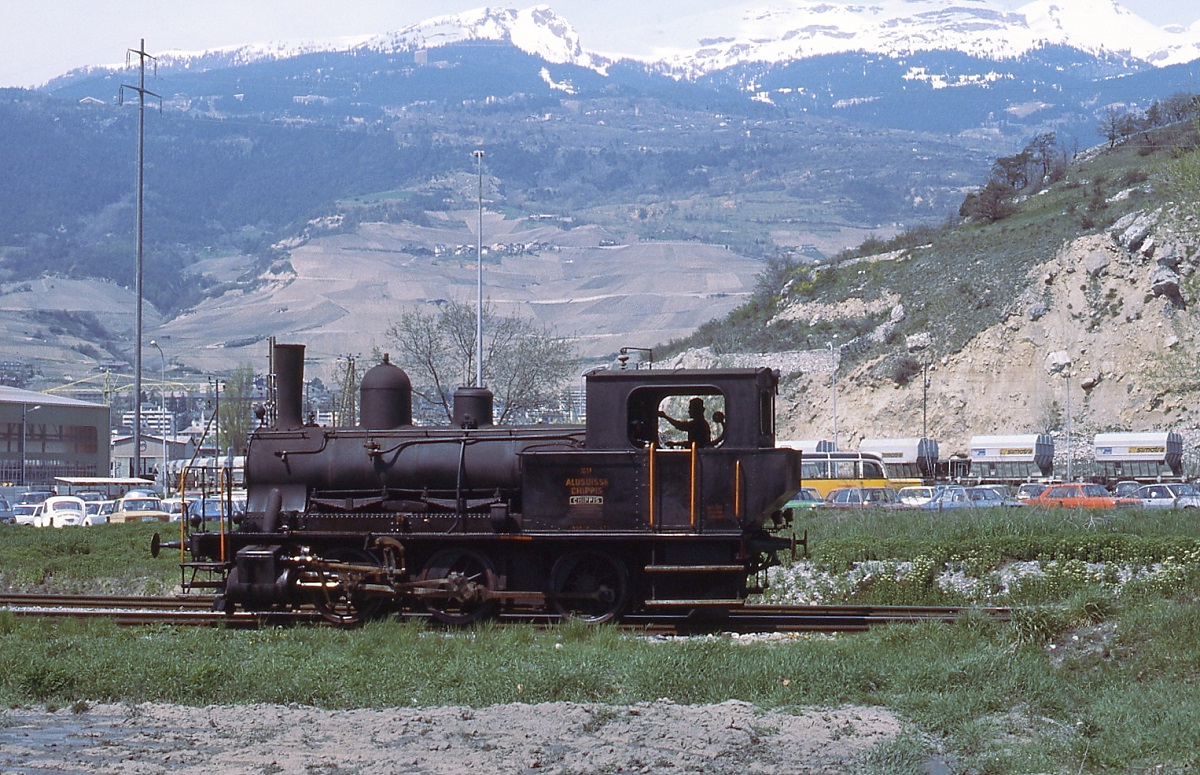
[584,367,779,451]
[520,367,798,536]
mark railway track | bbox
[0,592,319,627]
[0,593,1010,633]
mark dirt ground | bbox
[0,699,903,774]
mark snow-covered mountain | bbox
[79,6,609,81]
[357,6,605,70]
[662,0,1200,76]
[69,0,1200,85]
[68,0,1200,86]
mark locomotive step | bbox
[181,561,228,590]
[643,564,747,574]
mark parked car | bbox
[895,486,941,507]
[1133,482,1200,509]
[74,490,108,503]
[784,487,825,512]
[1026,483,1141,509]
[974,484,1015,500]
[83,500,113,526]
[1015,483,1049,502]
[186,495,247,525]
[161,497,196,523]
[36,496,87,528]
[825,486,897,508]
[967,486,1020,507]
[0,497,14,524]
[918,485,974,510]
[108,495,170,523]
[17,490,55,506]
[1111,480,1143,498]
[13,503,42,526]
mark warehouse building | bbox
[0,386,110,487]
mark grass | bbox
[3,512,1200,772]
[0,523,178,595]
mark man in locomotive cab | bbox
[659,397,712,448]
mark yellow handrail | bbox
[217,466,227,563]
[735,460,743,523]
[177,469,188,563]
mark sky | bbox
[3,0,1198,89]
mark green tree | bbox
[959,180,1016,223]
[384,300,576,424]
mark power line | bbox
[119,39,160,480]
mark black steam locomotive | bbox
[166,343,803,625]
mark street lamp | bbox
[150,339,167,489]
[473,149,485,388]
[21,403,42,487]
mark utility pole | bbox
[120,40,159,480]
[473,149,485,388]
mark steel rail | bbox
[0,593,216,610]
[0,593,1010,633]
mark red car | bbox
[1025,483,1141,509]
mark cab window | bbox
[626,388,726,449]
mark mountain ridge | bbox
[49,0,1200,91]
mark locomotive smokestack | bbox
[274,343,305,430]
[453,386,493,428]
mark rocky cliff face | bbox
[665,204,1200,461]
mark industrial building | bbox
[0,385,110,487]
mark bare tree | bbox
[384,300,576,424]
[1100,106,1124,149]
[218,362,257,456]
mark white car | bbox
[83,500,113,526]
[161,497,196,523]
[36,496,87,528]
[1134,483,1200,509]
[13,503,42,526]
[895,486,941,507]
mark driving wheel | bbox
[310,547,385,627]
[418,548,499,625]
[548,550,630,623]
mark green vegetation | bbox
[664,98,1200,369]
[0,523,176,595]
[3,511,1200,771]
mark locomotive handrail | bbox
[217,465,228,563]
[690,442,698,530]
[648,442,657,531]
[177,470,188,564]
[271,432,333,459]
[356,428,585,460]
[735,460,743,524]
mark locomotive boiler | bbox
[167,342,803,625]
